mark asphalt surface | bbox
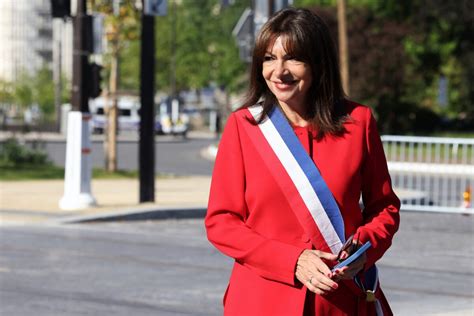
[13,134,216,176]
[0,212,473,316]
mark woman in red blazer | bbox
[205,8,400,316]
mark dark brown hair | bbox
[240,7,348,139]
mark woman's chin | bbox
[274,95,303,107]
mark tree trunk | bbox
[106,47,119,172]
[337,0,350,96]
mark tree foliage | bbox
[153,0,248,93]
[12,72,34,109]
[92,0,141,92]
[113,0,247,94]
[304,0,473,133]
[0,67,69,122]
[0,79,13,106]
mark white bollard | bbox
[209,110,217,133]
[59,111,97,210]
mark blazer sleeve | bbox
[205,113,305,286]
[356,108,400,269]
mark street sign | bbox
[92,14,104,54]
[144,0,167,16]
[232,1,294,63]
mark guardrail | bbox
[381,135,474,214]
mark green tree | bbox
[32,67,56,119]
[5,66,67,122]
[12,71,33,109]
[302,1,472,133]
[0,79,13,106]
[154,0,247,94]
[92,0,141,92]
[349,0,473,123]
[92,0,248,94]
[211,0,249,93]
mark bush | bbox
[0,138,50,166]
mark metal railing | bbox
[381,135,474,214]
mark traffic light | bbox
[51,0,71,18]
[88,62,103,99]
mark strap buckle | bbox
[366,290,376,302]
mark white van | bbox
[89,96,140,134]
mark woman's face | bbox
[262,36,313,110]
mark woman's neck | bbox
[278,102,309,127]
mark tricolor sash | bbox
[242,105,383,315]
[245,105,345,252]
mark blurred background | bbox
[0,0,471,212]
[0,1,472,316]
[0,0,472,136]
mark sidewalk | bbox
[0,176,211,225]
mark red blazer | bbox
[205,102,400,316]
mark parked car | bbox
[156,96,190,136]
[156,113,189,136]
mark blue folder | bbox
[332,241,372,271]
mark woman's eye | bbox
[263,55,273,61]
[288,57,305,64]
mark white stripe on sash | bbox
[248,106,342,253]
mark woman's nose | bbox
[273,61,288,77]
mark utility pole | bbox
[337,0,350,96]
[71,0,89,112]
[139,4,156,203]
[53,19,63,132]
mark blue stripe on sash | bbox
[268,106,346,242]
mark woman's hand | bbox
[332,251,367,281]
[295,250,339,295]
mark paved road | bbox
[0,219,228,316]
[0,212,473,315]
[26,135,215,176]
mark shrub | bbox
[0,138,50,166]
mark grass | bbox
[0,163,139,181]
[429,132,474,138]
[383,142,473,164]
[92,168,139,179]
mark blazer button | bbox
[301,234,311,243]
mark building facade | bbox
[0,0,73,82]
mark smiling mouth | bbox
[274,81,297,89]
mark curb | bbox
[55,206,207,224]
